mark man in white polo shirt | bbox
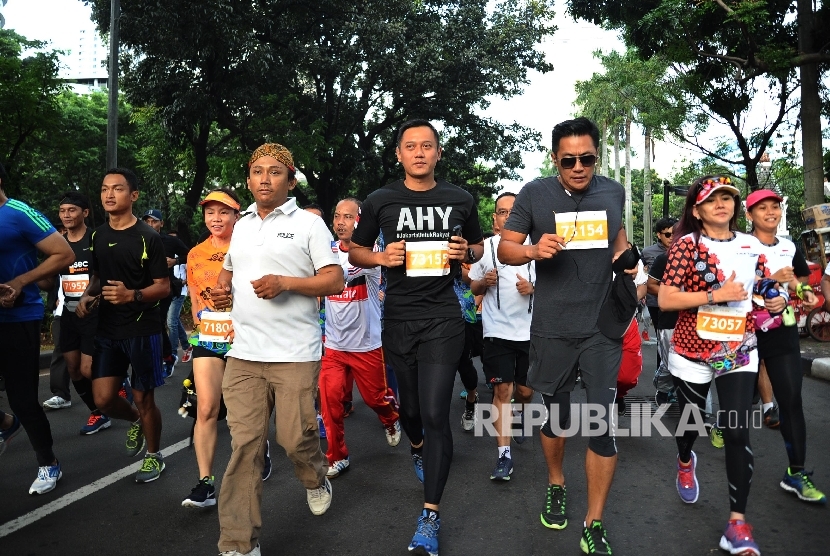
[212,143,344,556]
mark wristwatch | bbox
[706,290,714,304]
[133,289,144,303]
[466,247,478,263]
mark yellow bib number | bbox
[406,241,450,277]
[696,305,746,341]
[555,211,609,250]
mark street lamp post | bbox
[106,0,120,169]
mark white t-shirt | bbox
[223,198,339,362]
[174,263,188,296]
[324,241,382,352]
[468,234,534,341]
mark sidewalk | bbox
[798,336,830,381]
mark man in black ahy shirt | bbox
[77,168,170,484]
[350,119,483,556]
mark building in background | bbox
[60,23,109,92]
[0,0,8,29]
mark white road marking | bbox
[0,437,191,538]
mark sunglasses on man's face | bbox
[558,154,597,170]
[659,231,673,238]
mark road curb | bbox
[40,350,53,370]
[801,354,830,382]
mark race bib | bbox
[555,211,609,250]
[696,305,746,341]
[406,240,450,277]
[61,274,89,297]
[199,312,233,343]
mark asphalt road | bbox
[1,342,827,555]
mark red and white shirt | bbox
[324,240,383,352]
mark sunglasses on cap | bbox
[557,154,597,170]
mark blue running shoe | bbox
[408,510,439,556]
[459,390,467,399]
[0,414,22,457]
[676,451,699,503]
[490,454,513,481]
[412,451,424,483]
[780,467,826,504]
[80,413,111,435]
[719,519,760,556]
[317,414,326,439]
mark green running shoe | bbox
[780,468,827,504]
[540,484,567,529]
[709,425,724,449]
[135,453,165,483]
[125,420,146,457]
[580,519,612,555]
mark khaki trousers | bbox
[218,357,327,553]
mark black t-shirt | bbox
[91,219,169,339]
[60,228,96,310]
[352,180,483,321]
[159,233,190,296]
[648,253,678,329]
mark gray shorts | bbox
[527,333,622,396]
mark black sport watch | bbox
[466,247,478,264]
[133,289,144,303]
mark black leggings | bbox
[383,318,464,505]
[0,321,56,466]
[457,322,480,392]
[673,371,756,514]
[763,350,807,470]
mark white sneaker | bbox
[385,420,402,446]
[219,543,261,556]
[43,396,71,410]
[29,462,62,494]
[326,457,350,478]
[307,477,333,515]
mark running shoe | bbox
[412,451,425,483]
[262,440,272,482]
[162,354,179,379]
[317,413,327,439]
[459,389,468,399]
[80,413,111,435]
[719,519,760,556]
[461,393,477,432]
[655,391,669,406]
[135,453,165,483]
[219,545,261,556]
[182,476,216,508]
[780,468,827,504]
[307,477,333,515]
[763,405,780,428]
[125,420,146,457]
[385,420,402,447]
[709,425,724,449]
[540,484,567,529]
[42,396,71,410]
[676,451,699,503]
[408,510,439,556]
[513,408,527,444]
[327,457,350,478]
[490,454,513,481]
[119,377,134,405]
[0,414,21,457]
[580,520,612,555]
[29,461,62,495]
[181,346,194,363]
[343,400,354,417]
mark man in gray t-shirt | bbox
[640,217,676,374]
[498,117,629,556]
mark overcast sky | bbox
[9,0,814,191]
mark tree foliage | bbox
[83,0,557,220]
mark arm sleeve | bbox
[351,196,380,247]
[307,218,340,271]
[503,186,532,235]
[663,240,691,288]
[793,250,810,278]
[146,233,170,279]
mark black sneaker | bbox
[580,520,612,555]
[764,405,780,428]
[182,477,216,508]
[540,484,567,529]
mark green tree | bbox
[0,29,65,194]
[84,0,557,218]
